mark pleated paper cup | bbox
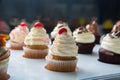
[10,41,23,50]
[45,56,77,72]
[23,47,48,59]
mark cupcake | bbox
[73,27,95,54]
[86,18,100,44]
[0,34,10,80]
[45,28,78,72]
[99,26,120,64]
[50,21,72,43]
[9,22,29,50]
[23,22,50,59]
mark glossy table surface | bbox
[7,43,120,80]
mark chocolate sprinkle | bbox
[58,25,63,28]
[77,27,88,34]
[115,31,120,37]
[109,31,120,38]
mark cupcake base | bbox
[99,48,120,64]
[45,55,77,72]
[23,47,48,59]
[10,41,23,50]
[0,73,10,80]
[76,42,95,54]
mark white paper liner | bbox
[23,47,48,58]
[45,56,77,72]
[23,47,48,54]
[10,41,23,49]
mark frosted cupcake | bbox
[73,27,95,54]
[0,34,10,80]
[86,18,100,44]
[23,22,50,59]
[50,21,72,43]
[9,22,29,50]
[45,28,78,72]
[99,25,120,64]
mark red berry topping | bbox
[34,22,43,28]
[58,28,67,34]
[20,22,27,27]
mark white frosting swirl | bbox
[24,27,49,46]
[73,28,95,43]
[51,22,72,38]
[50,33,78,57]
[101,33,120,54]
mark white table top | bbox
[7,43,120,80]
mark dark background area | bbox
[0,0,120,33]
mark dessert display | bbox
[45,28,78,72]
[73,27,95,54]
[86,18,100,44]
[50,21,72,43]
[99,24,120,64]
[0,34,10,80]
[23,22,50,59]
[9,22,29,50]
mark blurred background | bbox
[0,0,120,34]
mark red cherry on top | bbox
[20,22,27,27]
[58,28,67,34]
[34,22,43,28]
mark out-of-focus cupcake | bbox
[45,28,78,72]
[99,24,120,64]
[9,22,29,50]
[86,18,100,44]
[111,21,120,32]
[0,34,10,80]
[0,19,10,34]
[73,27,95,54]
[100,20,120,44]
[23,22,50,59]
[50,21,72,43]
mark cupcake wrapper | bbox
[45,56,77,72]
[10,41,23,50]
[99,48,120,64]
[76,43,95,54]
[0,57,9,76]
[23,47,48,59]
